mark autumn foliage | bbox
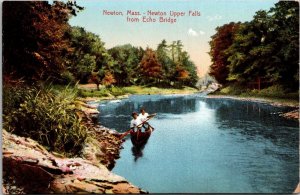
[3,1,82,82]
[2,1,198,89]
[139,48,163,84]
[102,72,116,86]
[209,22,240,85]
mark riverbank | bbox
[2,100,146,194]
[77,84,199,101]
[3,130,145,194]
[207,95,299,120]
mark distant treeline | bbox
[3,1,198,88]
[209,1,299,91]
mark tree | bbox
[226,2,299,90]
[108,44,143,86]
[176,40,184,62]
[179,51,199,87]
[268,1,299,89]
[156,40,175,85]
[139,48,162,85]
[174,65,190,88]
[168,41,177,62]
[2,1,82,82]
[67,26,113,83]
[90,71,101,90]
[208,22,240,85]
[102,72,116,87]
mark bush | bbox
[219,84,245,95]
[239,85,298,99]
[256,85,286,97]
[59,71,76,85]
[3,86,88,156]
[3,84,31,116]
[77,88,111,97]
[109,86,127,96]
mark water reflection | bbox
[131,140,149,162]
[203,98,298,149]
[98,95,299,193]
[98,95,199,133]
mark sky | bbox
[69,0,279,77]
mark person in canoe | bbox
[138,108,156,131]
[130,112,142,131]
[130,112,143,139]
[119,110,156,139]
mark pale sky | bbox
[69,0,278,77]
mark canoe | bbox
[130,126,153,147]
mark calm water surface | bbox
[97,94,299,193]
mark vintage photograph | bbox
[2,0,299,193]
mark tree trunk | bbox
[257,77,261,91]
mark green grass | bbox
[211,84,299,107]
[77,85,199,98]
[3,84,90,157]
[122,86,198,95]
[78,88,112,98]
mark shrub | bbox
[220,84,245,95]
[77,88,111,97]
[109,86,127,96]
[3,84,31,116]
[3,86,88,156]
[239,85,298,99]
[59,71,76,85]
[256,85,285,98]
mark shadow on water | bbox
[131,140,149,162]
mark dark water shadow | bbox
[131,139,149,162]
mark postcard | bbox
[2,0,299,194]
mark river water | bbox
[97,94,299,193]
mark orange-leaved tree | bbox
[139,48,162,85]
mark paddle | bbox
[119,114,156,139]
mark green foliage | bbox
[108,44,144,86]
[3,86,88,156]
[254,85,285,97]
[240,85,298,99]
[220,84,245,95]
[109,87,128,97]
[78,88,111,98]
[3,83,31,117]
[217,84,299,100]
[156,40,199,87]
[58,71,76,85]
[68,26,114,83]
[77,86,129,97]
[209,1,299,92]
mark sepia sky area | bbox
[69,0,278,77]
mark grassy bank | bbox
[209,85,299,107]
[77,84,199,100]
[3,84,92,157]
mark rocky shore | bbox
[2,100,146,194]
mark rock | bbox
[3,130,145,194]
[294,182,300,193]
[280,109,299,120]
